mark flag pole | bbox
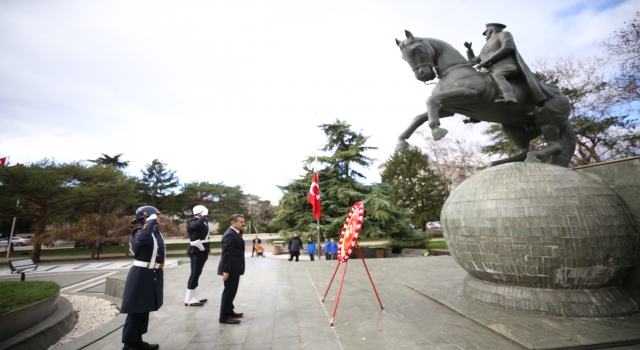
[314,155,321,261]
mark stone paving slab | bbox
[52,255,640,350]
[403,257,640,349]
[70,256,517,349]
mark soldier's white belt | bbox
[190,239,209,251]
[133,260,164,269]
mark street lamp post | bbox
[96,181,116,260]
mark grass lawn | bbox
[427,241,448,249]
[0,281,60,315]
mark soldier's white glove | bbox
[147,214,157,221]
[190,239,205,251]
[202,208,209,216]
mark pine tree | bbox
[139,159,180,213]
[271,120,419,246]
[381,147,446,230]
[88,153,130,169]
[317,119,376,179]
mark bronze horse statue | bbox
[395,30,575,167]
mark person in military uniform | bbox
[464,23,551,105]
[184,205,211,306]
[120,206,165,350]
[218,214,246,324]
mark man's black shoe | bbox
[231,312,243,317]
[219,318,241,324]
[122,342,159,350]
[138,341,159,350]
[184,301,204,306]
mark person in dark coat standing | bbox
[218,214,246,324]
[185,205,211,306]
[120,206,165,350]
[288,232,303,262]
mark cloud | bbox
[1,0,638,203]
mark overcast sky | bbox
[1,0,638,204]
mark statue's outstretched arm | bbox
[464,41,476,61]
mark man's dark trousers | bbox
[188,252,208,289]
[220,274,240,321]
[122,312,149,343]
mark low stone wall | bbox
[357,247,432,258]
[104,275,127,300]
[0,296,75,350]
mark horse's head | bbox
[396,30,436,82]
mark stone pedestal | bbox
[441,162,639,317]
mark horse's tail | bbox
[550,121,576,167]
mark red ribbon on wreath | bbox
[337,202,364,262]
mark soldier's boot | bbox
[184,289,204,306]
[493,75,518,103]
[194,288,207,303]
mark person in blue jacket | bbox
[120,206,165,350]
[329,238,339,260]
[306,237,316,261]
[324,239,331,260]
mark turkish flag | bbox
[307,171,321,220]
[0,157,6,166]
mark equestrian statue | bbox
[395,24,576,167]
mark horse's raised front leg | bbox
[396,111,429,151]
[427,87,478,141]
[396,110,454,151]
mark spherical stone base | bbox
[442,163,638,289]
[463,275,638,317]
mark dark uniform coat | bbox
[217,227,245,276]
[186,215,211,254]
[478,31,553,104]
[120,220,165,314]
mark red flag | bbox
[307,171,321,220]
[0,157,6,166]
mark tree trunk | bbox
[31,217,47,263]
[90,244,96,260]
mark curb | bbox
[0,296,76,350]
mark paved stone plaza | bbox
[40,254,640,350]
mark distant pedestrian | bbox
[288,232,303,262]
[324,239,331,260]
[307,237,316,261]
[329,238,338,260]
[251,235,262,257]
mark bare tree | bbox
[417,128,487,195]
[533,57,640,166]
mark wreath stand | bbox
[321,202,384,326]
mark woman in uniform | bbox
[120,206,165,350]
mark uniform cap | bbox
[483,23,507,35]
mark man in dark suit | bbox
[185,205,211,306]
[218,214,246,324]
[120,206,165,350]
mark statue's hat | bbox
[483,23,506,35]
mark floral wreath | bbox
[337,202,364,262]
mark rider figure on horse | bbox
[464,23,551,105]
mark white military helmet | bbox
[193,205,207,215]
